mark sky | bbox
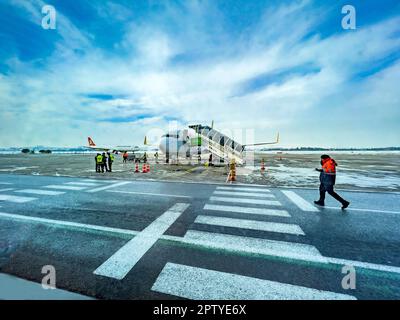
[0,0,399,148]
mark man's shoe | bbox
[314,200,325,206]
[341,201,350,210]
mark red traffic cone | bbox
[142,163,147,173]
[147,163,150,173]
[134,162,139,173]
[261,159,265,172]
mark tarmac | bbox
[0,173,399,299]
[0,152,399,192]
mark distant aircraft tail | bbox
[144,136,148,145]
[88,137,96,147]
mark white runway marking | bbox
[151,263,356,300]
[15,189,65,196]
[94,203,190,280]
[282,191,319,212]
[210,196,281,206]
[65,182,99,186]
[107,190,191,199]
[86,181,131,193]
[45,185,87,191]
[0,182,13,185]
[213,191,275,198]
[0,194,37,203]
[183,230,326,263]
[204,204,290,217]
[0,188,14,192]
[217,186,270,193]
[325,206,400,215]
[195,215,305,235]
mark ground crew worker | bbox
[123,152,128,163]
[95,153,102,173]
[101,152,107,173]
[143,152,147,163]
[208,154,213,166]
[154,152,159,164]
[107,152,115,172]
[314,154,350,209]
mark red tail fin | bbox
[88,137,96,146]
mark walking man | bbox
[123,151,128,163]
[314,154,350,209]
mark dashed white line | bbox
[0,182,12,185]
[0,188,14,192]
[281,190,319,212]
[45,185,87,191]
[0,194,37,203]
[213,191,275,198]
[94,203,190,280]
[195,215,305,235]
[204,204,291,217]
[151,263,356,300]
[217,186,270,193]
[86,181,131,193]
[210,196,281,206]
[107,190,191,199]
[15,189,65,196]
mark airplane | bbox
[87,136,158,155]
[158,123,280,163]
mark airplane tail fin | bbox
[144,136,148,145]
[88,137,96,147]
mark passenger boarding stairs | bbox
[189,125,245,165]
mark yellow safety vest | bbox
[96,155,103,164]
[109,154,115,162]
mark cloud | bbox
[0,0,399,147]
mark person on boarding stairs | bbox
[314,154,350,210]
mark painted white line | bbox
[183,230,326,263]
[281,190,319,212]
[0,273,94,300]
[210,196,281,206]
[325,206,400,215]
[0,188,14,192]
[151,263,356,300]
[94,203,190,280]
[0,211,138,236]
[217,186,270,193]
[214,191,275,198]
[45,185,87,191]
[326,257,400,275]
[204,204,290,217]
[86,181,131,193]
[15,189,65,196]
[2,211,400,276]
[195,215,305,236]
[107,190,191,199]
[79,179,104,182]
[64,182,99,186]
[0,194,37,203]
[0,182,12,185]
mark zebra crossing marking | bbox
[15,189,65,196]
[203,204,290,217]
[210,196,281,206]
[151,263,356,300]
[195,215,305,235]
[282,190,319,212]
[216,186,270,193]
[45,185,87,191]
[213,191,275,198]
[0,194,37,203]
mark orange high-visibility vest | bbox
[322,158,336,174]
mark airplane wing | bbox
[243,133,280,147]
